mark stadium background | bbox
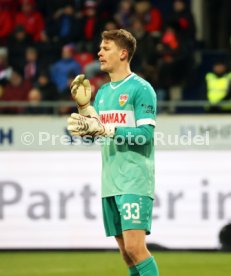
[0,0,231,275]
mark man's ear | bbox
[120,49,128,61]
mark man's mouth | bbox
[100,59,106,64]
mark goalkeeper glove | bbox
[70,74,98,117]
[67,113,115,137]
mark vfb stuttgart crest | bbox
[119,94,128,106]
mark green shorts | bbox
[102,194,153,237]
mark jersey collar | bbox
[110,73,134,90]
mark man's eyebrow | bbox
[99,45,109,49]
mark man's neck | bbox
[109,66,132,82]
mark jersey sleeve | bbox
[115,124,154,144]
[134,83,157,127]
[93,88,102,115]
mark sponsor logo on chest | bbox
[100,113,127,124]
[99,110,136,127]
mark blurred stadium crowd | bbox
[0,0,230,114]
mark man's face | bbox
[213,64,226,75]
[98,39,123,73]
[173,0,185,12]
[62,47,73,59]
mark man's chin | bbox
[100,65,109,73]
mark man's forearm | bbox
[115,125,154,144]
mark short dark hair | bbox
[101,29,136,62]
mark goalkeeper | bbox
[67,29,159,276]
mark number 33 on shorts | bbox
[123,203,140,220]
[116,194,153,234]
